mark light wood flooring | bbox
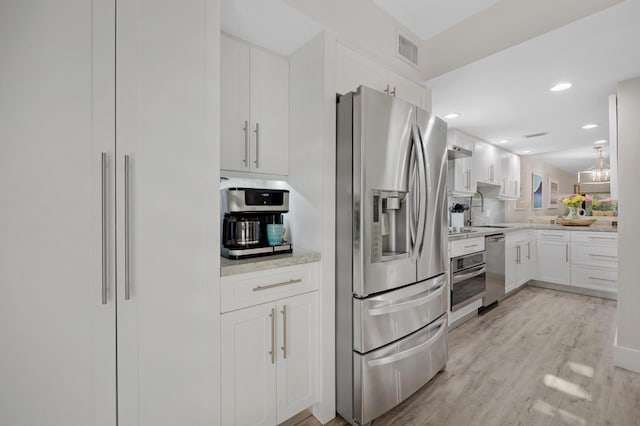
[299,286,640,426]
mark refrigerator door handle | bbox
[408,137,418,260]
[412,124,427,256]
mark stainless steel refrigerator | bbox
[336,86,449,425]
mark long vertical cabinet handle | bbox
[254,122,260,169]
[566,243,569,263]
[242,120,249,166]
[527,242,531,260]
[269,308,275,364]
[101,153,108,305]
[124,155,132,301]
[280,305,287,359]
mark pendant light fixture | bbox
[578,146,610,183]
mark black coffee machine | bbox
[221,188,292,259]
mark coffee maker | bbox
[221,188,293,259]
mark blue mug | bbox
[266,224,285,245]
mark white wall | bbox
[614,76,640,372]
[505,156,575,223]
[288,31,337,423]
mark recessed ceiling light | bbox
[593,139,608,145]
[499,139,510,144]
[444,113,459,119]
[582,124,598,129]
[521,150,532,154]
[550,82,572,92]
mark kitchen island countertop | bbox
[449,222,617,241]
[220,249,321,277]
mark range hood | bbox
[447,144,472,159]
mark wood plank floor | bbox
[299,286,640,426]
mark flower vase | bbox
[568,206,578,219]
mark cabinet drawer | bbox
[536,229,571,241]
[450,237,485,257]
[571,244,617,268]
[571,266,617,292]
[571,231,618,245]
[221,263,318,313]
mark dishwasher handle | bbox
[486,235,505,243]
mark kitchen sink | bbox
[476,225,511,228]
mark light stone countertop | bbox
[220,249,321,277]
[449,222,618,241]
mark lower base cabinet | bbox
[221,291,319,425]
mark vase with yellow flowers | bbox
[561,194,586,219]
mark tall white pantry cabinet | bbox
[0,1,220,426]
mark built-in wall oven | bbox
[450,251,486,311]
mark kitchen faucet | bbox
[466,190,484,226]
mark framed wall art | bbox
[532,173,543,210]
[548,178,559,209]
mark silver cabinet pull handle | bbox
[101,153,108,305]
[124,155,132,301]
[384,84,389,94]
[566,243,569,262]
[464,244,478,249]
[527,241,531,260]
[588,276,616,283]
[588,254,617,258]
[281,305,287,359]
[254,122,260,168]
[243,120,249,166]
[269,308,276,364]
[390,86,396,97]
[253,278,302,292]
[542,234,563,238]
[516,245,520,264]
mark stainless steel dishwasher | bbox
[483,234,505,308]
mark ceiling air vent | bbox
[397,33,419,68]
[523,131,549,139]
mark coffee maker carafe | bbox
[221,188,292,259]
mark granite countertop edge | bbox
[449,222,618,240]
[220,249,321,277]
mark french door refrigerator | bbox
[336,86,449,425]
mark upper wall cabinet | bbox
[474,140,501,185]
[336,44,429,110]
[221,35,289,176]
[447,129,477,196]
[499,151,521,200]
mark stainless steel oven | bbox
[450,251,486,311]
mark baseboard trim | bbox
[528,280,617,301]
[614,331,640,373]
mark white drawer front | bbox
[537,229,571,241]
[571,266,617,292]
[571,231,618,245]
[221,262,318,313]
[450,237,485,257]
[571,244,618,268]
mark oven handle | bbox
[452,265,486,284]
[367,280,446,316]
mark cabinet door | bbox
[276,292,319,423]
[474,141,497,183]
[336,44,388,95]
[505,239,518,293]
[388,70,425,108]
[115,2,217,425]
[221,35,251,172]
[250,47,289,175]
[0,1,117,425]
[221,304,277,426]
[536,240,571,285]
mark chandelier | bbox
[578,146,610,183]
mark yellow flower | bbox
[561,194,585,208]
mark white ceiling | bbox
[427,0,640,175]
[221,0,323,56]
[371,0,501,40]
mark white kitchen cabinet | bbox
[221,291,319,426]
[536,231,571,285]
[505,231,534,293]
[447,129,477,196]
[474,141,501,185]
[337,44,429,109]
[221,34,289,176]
[0,2,217,426]
[499,152,521,199]
[570,232,617,295]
